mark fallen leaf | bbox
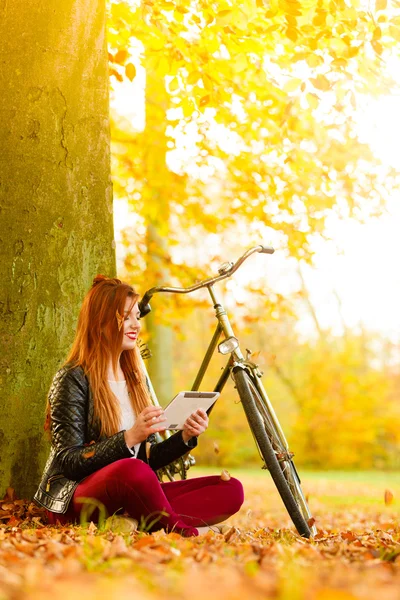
[87,521,97,535]
[132,535,156,550]
[102,535,130,560]
[220,470,231,481]
[384,489,394,505]
[224,526,238,542]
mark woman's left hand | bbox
[182,408,209,443]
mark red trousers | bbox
[46,458,244,537]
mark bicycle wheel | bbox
[243,375,317,537]
[158,457,188,482]
[233,367,312,538]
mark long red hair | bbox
[46,275,151,437]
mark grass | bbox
[189,466,400,512]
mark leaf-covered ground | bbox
[1,469,399,600]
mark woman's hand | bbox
[182,408,209,444]
[124,406,167,448]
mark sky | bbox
[111,72,400,343]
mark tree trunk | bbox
[0,0,114,498]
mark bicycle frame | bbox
[189,283,294,466]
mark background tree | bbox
[0,0,114,498]
[108,0,399,414]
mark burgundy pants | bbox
[46,458,244,537]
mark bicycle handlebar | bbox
[138,244,274,317]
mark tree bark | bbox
[0,0,114,498]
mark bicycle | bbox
[137,244,317,538]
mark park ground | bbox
[0,468,399,600]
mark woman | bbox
[34,275,244,536]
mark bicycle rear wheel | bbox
[233,367,313,538]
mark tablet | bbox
[156,391,220,430]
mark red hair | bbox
[46,275,151,437]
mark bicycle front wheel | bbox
[233,367,312,538]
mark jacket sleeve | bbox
[50,367,133,481]
[145,431,198,471]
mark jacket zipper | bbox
[46,474,64,492]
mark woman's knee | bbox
[108,458,157,488]
[224,477,244,513]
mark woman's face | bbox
[120,296,141,352]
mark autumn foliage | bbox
[106,0,400,470]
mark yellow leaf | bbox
[173,9,184,22]
[216,9,234,26]
[181,98,195,118]
[284,1,302,16]
[372,26,382,41]
[286,26,298,42]
[242,38,264,53]
[176,4,189,14]
[347,46,360,58]
[384,489,394,505]
[125,63,136,82]
[149,36,167,51]
[203,73,214,90]
[187,71,201,85]
[371,40,383,55]
[169,76,179,92]
[199,94,211,107]
[242,0,258,20]
[331,58,347,68]
[114,49,129,65]
[313,10,327,27]
[110,68,123,83]
[306,92,319,110]
[204,36,220,54]
[376,0,387,10]
[284,78,302,92]
[310,75,330,91]
[233,54,248,73]
[306,54,323,67]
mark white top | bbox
[108,380,140,457]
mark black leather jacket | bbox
[34,365,197,514]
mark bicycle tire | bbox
[243,374,317,537]
[233,367,312,538]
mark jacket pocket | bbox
[45,474,65,492]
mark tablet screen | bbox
[157,391,219,430]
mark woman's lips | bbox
[125,333,137,340]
